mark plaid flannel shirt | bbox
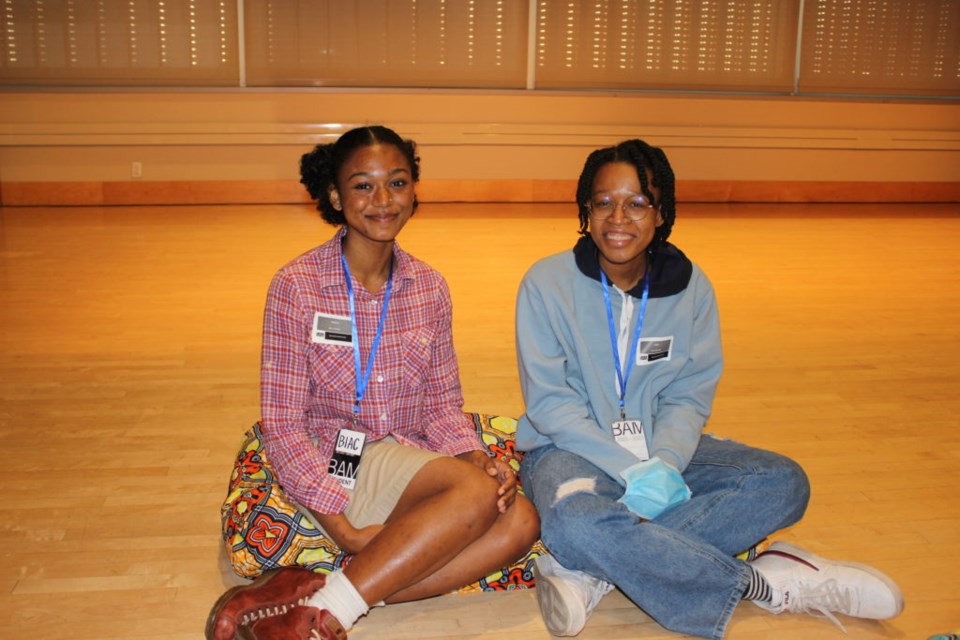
[260,228,481,514]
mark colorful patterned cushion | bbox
[219,413,547,592]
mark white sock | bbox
[306,570,370,631]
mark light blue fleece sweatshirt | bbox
[515,237,722,484]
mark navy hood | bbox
[573,235,693,299]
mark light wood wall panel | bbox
[4,179,960,207]
[1,90,958,205]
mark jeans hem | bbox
[709,570,750,640]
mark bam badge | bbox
[612,419,650,461]
[329,428,366,489]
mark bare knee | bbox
[456,464,543,553]
[416,457,537,542]
[505,494,541,550]
[469,493,540,570]
[446,461,503,528]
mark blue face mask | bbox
[617,457,691,520]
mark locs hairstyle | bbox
[299,125,421,226]
[576,139,676,249]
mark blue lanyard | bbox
[340,250,394,421]
[600,268,650,420]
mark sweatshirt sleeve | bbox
[649,273,723,472]
[516,273,641,482]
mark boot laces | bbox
[241,602,294,624]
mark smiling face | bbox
[588,161,664,286]
[328,143,416,249]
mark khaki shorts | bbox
[333,436,445,530]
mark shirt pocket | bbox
[400,324,437,390]
[307,342,355,397]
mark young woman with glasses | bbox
[514,138,904,639]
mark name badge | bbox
[612,419,650,461]
[312,312,353,346]
[637,336,673,365]
[329,428,366,489]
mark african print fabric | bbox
[219,413,546,592]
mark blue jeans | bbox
[520,434,810,640]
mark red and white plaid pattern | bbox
[260,228,480,514]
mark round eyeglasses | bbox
[587,197,657,222]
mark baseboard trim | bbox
[2,179,958,206]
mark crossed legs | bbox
[521,436,809,638]
[342,454,540,604]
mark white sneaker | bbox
[750,542,904,630]
[533,554,614,637]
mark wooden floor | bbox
[1,201,958,640]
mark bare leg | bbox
[386,490,538,602]
[341,456,540,605]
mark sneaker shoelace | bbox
[784,578,849,633]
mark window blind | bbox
[799,0,960,96]
[0,0,238,86]
[534,0,800,92]
[244,0,529,88]
[0,0,956,98]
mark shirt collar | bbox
[316,226,414,290]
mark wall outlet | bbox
[131,161,143,179]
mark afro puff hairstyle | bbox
[575,138,676,249]
[299,125,421,226]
